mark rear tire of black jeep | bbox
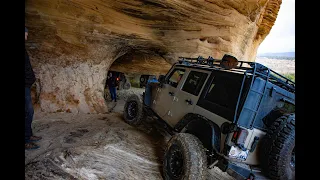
[123,94,146,126]
[260,113,295,180]
[163,133,207,180]
[123,81,131,90]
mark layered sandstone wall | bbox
[25,0,282,113]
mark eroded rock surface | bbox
[25,0,282,113]
[25,108,235,180]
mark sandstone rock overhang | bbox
[25,0,282,113]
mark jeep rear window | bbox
[182,71,208,96]
[205,76,241,111]
[205,75,242,112]
[167,69,185,88]
[196,72,244,121]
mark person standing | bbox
[25,27,42,150]
[106,72,117,102]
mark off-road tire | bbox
[163,133,207,180]
[140,77,145,83]
[123,94,146,126]
[123,81,131,90]
[260,113,295,180]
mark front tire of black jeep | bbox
[123,94,146,126]
[260,113,295,180]
[163,133,207,180]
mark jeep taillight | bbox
[232,131,238,141]
[232,128,248,146]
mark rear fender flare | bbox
[175,113,221,152]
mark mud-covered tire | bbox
[260,113,295,180]
[163,133,207,180]
[123,94,146,126]
[123,81,131,90]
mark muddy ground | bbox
[25,100,235,180]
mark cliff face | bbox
[25,0,282,113]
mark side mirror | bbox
[158,75,166,84]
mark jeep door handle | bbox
[169,92,174,96]
[185,99,193,105]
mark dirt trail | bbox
[26,100,234,180]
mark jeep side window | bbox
[181,71,208,96]
[205,75,242,111]
[167,69,185,88]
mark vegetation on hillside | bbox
[282,73,295,82]
[257,52,295,60]
[258,56,295,60]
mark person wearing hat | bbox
[25,27,42,150]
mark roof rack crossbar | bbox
[177,56,295,93]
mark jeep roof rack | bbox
[177,55,295,93]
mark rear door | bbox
[162,69,209,127]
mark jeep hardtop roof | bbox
[175,55,295,93]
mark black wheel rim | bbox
[167,145,184,179]
[127,101,138,120]
[290,147,295,169]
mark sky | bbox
[257,0,295,54]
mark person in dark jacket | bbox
[25,27,42,150]
[106,72,117,102]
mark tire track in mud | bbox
[63,144,164,180]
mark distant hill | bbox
[257,52,295,60]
